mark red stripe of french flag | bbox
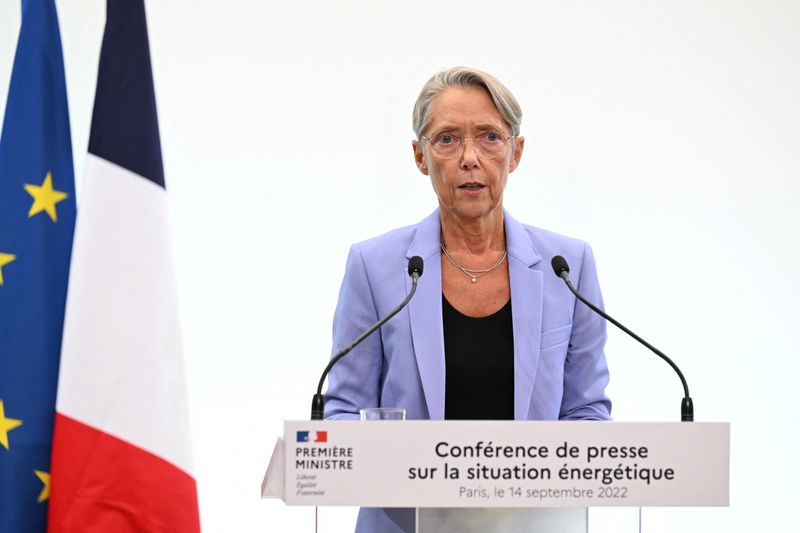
[50,414,199,531]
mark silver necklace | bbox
[440,241,508,284]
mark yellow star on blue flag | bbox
[34,470,51,503]
[0,399,24,450]
[24,171,69,222]
[0,0,76,528]
[0,252,16,285]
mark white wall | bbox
[2,1,799,531]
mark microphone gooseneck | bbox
[311,256,424,420]
[550,255,694,422]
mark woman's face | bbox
[413,86,524,223]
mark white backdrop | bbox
[2,1,799,532]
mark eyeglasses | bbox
[421,130,516,159]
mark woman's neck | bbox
[439,207,506,254]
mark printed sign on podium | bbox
[264,421,729,508]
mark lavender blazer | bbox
[324,209,611,421]
[323,209,611,532]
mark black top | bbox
[443,294,514,420]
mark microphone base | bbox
[311,394,325,420]
[681,397,694,422]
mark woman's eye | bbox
[484,131,501,142]
[437,134,456,145]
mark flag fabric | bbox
[48,1,201,531]
[0,0,75,531]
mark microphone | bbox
[551,255,694,422]
[310,256,424,419]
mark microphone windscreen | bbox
[408,256,424,278]
[551,255,570,277]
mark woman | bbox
[324,67,611,532]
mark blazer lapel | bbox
[504,212,544,420]
[406,211,446,420]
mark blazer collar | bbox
[406,209,441,262]
[504,210,542,268]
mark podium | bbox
[263,420,729,532]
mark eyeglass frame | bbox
[420,130,517,160]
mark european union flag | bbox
[0,1,76,530]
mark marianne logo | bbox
[297,431,328,443]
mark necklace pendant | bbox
[471,276,477,283]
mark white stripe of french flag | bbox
[48,1,200,531]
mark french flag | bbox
[297,431,328,443]
[48,1,200,531]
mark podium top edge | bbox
[284,420,731,425]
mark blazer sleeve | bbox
[323,243,383,420]
[559,242,612,420]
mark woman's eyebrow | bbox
[430,122,505,133]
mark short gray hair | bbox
[412,66,522,139]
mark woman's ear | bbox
[508,136,525,173]
[412,140,429,175]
